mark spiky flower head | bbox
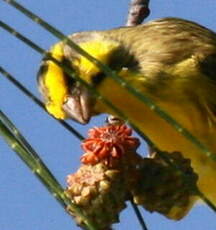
[81,124,140,165]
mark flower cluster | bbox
[65,124,198,229]
[81,124,140,165]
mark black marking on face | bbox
[62,58,76,88]
[199,53,216,81]
[37,62,48,84]
[92,72,106,85]
[36,52,56,85]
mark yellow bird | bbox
[37,17,216,218]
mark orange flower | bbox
[81,124,140,165]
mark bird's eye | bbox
[92,72,106,85]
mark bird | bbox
[37,17,216,218]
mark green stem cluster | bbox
[0,110,97,230]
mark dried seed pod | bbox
[131,151,199,220]
[66,163,127,230]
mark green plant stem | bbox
[131,200,148,230]
[2,0,215,162]
[0,111,97,230]
[0,110,66,196]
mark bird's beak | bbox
[62,84,94,124]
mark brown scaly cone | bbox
[65,124,142,230]
[66,163,126,230]
[131,151,199,220]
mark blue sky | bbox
[1,0,216,230]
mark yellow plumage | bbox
[41,43,68,119]
[37,17,216,218]
[75,40,120,81]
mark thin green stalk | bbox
[1,20,216,213]
[2,0,216,162]
[0,65,84,140]
[0,121,68,207]
[131,200,148,230]
[0,111,97,230]
[197,191,216,213]
[0,110,64,196]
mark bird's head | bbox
[37,31,130,124]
